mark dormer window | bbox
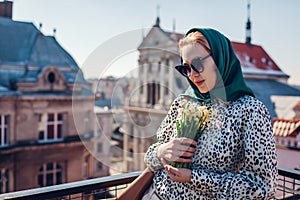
[246,55,253,63]
[47,72,56,84]
[262,57,273,67]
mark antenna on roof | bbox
[245,0,252,45]
[39,23,43,31]
[53,28,57,37]
[154,5,160,27]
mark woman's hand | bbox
[157,137,197,163]
[157,137,196,182]
[161,158,192,182]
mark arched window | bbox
[47,72,56,84]
[0,168,9,193]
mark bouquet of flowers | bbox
[171,99,211,169]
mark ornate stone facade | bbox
[122,18,187,172]
[0,2,106,193]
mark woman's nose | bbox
[189,67,199,76]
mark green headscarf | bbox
[182,28,254,102]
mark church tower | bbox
[122,10,187,172]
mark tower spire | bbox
[245,0,252,45]
[154,5,160,27]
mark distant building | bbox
[233,4,300,172]
[232,42,300,118]
[89,76,131,108]
[93,107,114,176]
[294,101,300,119]
[273,118,300,170]
[0,1,104,193]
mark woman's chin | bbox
[197,87,209,94]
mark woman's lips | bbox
[195,80,205,86]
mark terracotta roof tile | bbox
[273,118,300,137]
[232,42,281,71]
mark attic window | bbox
[48,72,56,84]
[246,56,253,63]
[262,57,273,66]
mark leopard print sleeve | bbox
[190,97,278,199]
[144,96,182,171]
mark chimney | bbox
[0,1,13,19]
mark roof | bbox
[0,17,36,64]
[141,25,289,79]
[0,17,88,90]
[232,42,288,77]
[270,96,300,119]
[245,78,300,118]
[293,101,300,110]
[138,26,184,50]
[273,118,300,137]
[141,24,289,76]
[164,31,184,42]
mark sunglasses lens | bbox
[191,58,203,72]
[176,54,210,76]
[176,66,190,76]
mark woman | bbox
[143,28,277,199]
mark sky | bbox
[11,0,300,85]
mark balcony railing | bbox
[0,166,299,200]
[276,167,300,200]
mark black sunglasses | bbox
[175,54,212,77]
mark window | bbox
[148,63,152,72]
[129,148,134,157]
[158,62,161,72]
[165,82,169,95]
[38,113,63,142]
[166,59,169,66]
[0,168,9,194]
[0,115,9,147]
[83,155,90,179]
[47,72,56,84]
[38,162,62,187]
[97,142,103,153]
[140,82,143,95]
[130,124,134,139]
[246,56,253,63]
[97,162,103,171]
[140,64,143,73]
[146,83,160,105]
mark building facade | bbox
[121,17,188,172]
[0,1,105,193]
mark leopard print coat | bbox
[144,95,277,199]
